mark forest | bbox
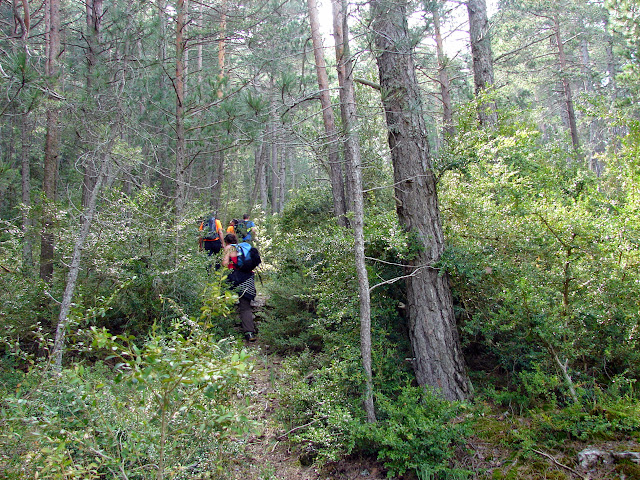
[1,0,640,478]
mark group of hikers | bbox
[199,214,260,342]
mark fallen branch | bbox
[276,415,328,441]
[532,449,587,480]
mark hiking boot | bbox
[245,332,256,342]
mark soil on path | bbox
[225,339,388,480]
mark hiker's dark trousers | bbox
[238,297,255,334]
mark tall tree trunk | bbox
[40,0,61,283]
[551,15,582,161]
[21,112,33,270]
[371,0,471,401]
[269,112,279,213]
[175,0,187,217]
[82,0,103,208]
[260,140,269,211]
[208,2,228,212]
[209,149,225,211]
[278,146,288,212]
[307,0,348,226]
[431,4,454,138]
[466,0,497,127]
[157,0,167,67]
[250,141,264,211]
[332,0,376,422]
[17,7,33,270]
[197,6,204,85]
[217,0,228,99]
[52,148,113,370]
[579,37,603,175]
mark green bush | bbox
[439,121,640,406]
[0,315,254,479]
[354,385,472,479]
[275,350,364,465]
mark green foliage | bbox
[474,385,640,460]
[0,317,253,479]
[535,401,640,442]
[261,188,360,353]
[354,386,472,479]
[0,222,45,340]
[439,114,640,407]
[276,350,364,465]
[74,188,214,339]
[278,183,335,232]
[264,185,413,359]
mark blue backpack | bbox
[235,242,261,272]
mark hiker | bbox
[236,214,256,244]
[227,218,238,234]
[222,232,258,342]
[199,214,224,256]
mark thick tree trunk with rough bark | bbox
[466,0,497,127]
[371,0,471,401]
[307,0,348,226]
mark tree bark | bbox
[52,149,112,370]
[209,148,225,211]
[21,112,33,270]
[278,146,288,212]
[431,4,454,139]
[551,15,582,161]
[371,0,471,401]
[259,140,269,211]
[269,110,279,213]
[332,0,376,422]
[175,0,187,217]
[82,0,103,209]
[307,0,348,226]
[217,0,228,99]
[579,37,603,175]
[466,0,497,127]
[40,0,61,283]
[250,141,263,211]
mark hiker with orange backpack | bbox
[199,214,224,255]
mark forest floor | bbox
[221,298,640,480]
[224,342,388,480]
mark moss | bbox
[615,460,640,478]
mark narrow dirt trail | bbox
[226,343,323,480]
[225,340,387,480]
[221,293,387,480]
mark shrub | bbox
[0,315,254,479]
[354,385,472,479]
[275,350,363,465]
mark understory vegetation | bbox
[1,111,640,479]
[3,0,640,477]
